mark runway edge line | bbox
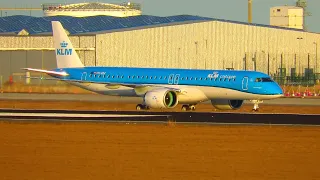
[0,109,320,125]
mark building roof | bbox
[271,6,303,10]
[0,15,304,36]
[42,2,141,11]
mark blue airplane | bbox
[23,21,283,111]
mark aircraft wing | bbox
[59,79,183,93]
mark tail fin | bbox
[52,21,84,68]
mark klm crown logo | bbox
[60,41,68,48]
[56,41,72,56]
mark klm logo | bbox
[56,41,72,56]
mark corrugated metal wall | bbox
[0,36,95,83]
[0,20,319,84]
[96,21,320,76]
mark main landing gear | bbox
[136,104,149,111]
[181,105,196,111]
[250,100,263,111]
[136,104,149,110]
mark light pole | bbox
[313,42,317,74]
[297,37,303,74]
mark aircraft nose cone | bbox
[272,84,284,96]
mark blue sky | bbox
[1,0,319,32]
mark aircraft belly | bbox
[70,82,137,96]
[201,86,280,100]
[177,87,208,104]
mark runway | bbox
[0,93,319,125]
[1,96,319,180]
[1,93,320,106]
[1,109,319,125]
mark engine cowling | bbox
[144,89,178,109]
[211,99,244,110]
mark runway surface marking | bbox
[0,112,167,118]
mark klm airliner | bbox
[23,21,283,111]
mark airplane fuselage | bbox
[52,67,283,104]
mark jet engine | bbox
[144,89,178,109]
[211,99,244,110]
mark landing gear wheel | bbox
[181,105,196,111]
[136,104,143,110]
[136,104,148,111]
[181,105,189,111]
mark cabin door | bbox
[174,74,180,85]
[242,77,248,90]
[81,72,87,81]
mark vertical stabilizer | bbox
[52,21,84,68]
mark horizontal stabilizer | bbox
[22,68,69,76]
[23,76,60,81]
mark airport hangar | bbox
[0,14,319,84]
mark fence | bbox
[272,73,320,86]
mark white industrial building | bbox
[270,6,304,30]
[42,2,141,17]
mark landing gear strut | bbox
[250,100,263,111]
[136,104,149,111]
[181,105,196,111]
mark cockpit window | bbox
[255,77,273,82]
[262,77,273,82]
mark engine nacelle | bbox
[211,99,244,110]
[144,89,178,109]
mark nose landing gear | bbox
[250,100,263,111]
